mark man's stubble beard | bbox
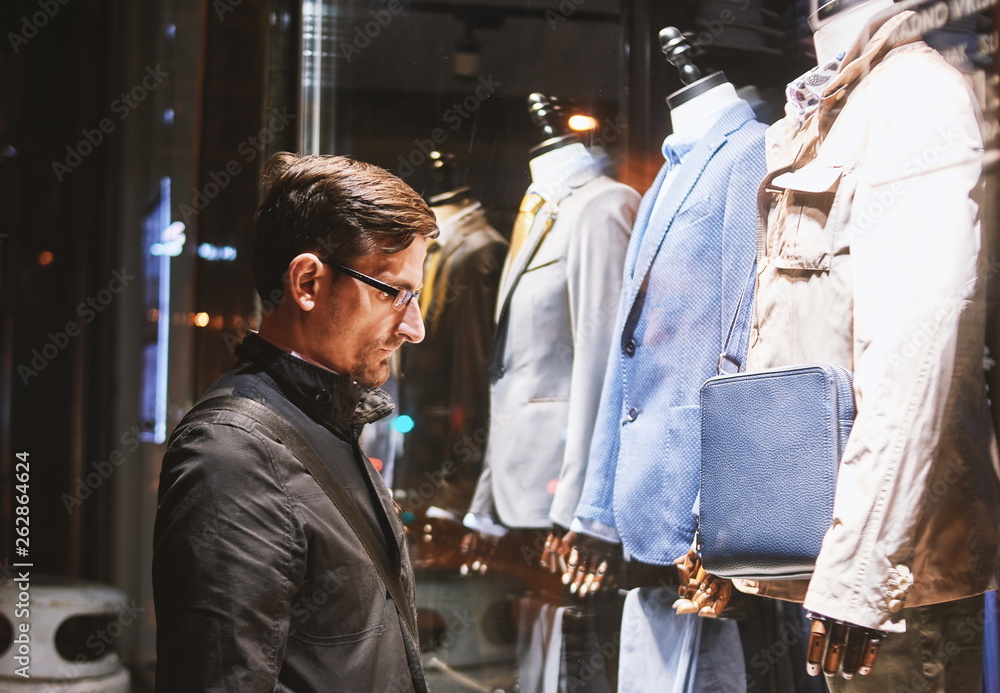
[351,338,403,389]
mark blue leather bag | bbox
[695,264,857,580]
[698,363,856,580]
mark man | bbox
[153,153,437,692]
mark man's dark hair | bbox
[253,152,438,301]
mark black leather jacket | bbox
[153,333,426,692]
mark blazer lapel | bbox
[626,101,759,313]
[628,131,727,299]
[495,161,601,323]
[624,162,672,278]
[494,201,557,322]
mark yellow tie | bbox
[501,192,545,284]
[418,239,443,319]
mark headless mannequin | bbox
[546,60,745,595]
[662,4,907,675]
[462,98,604,575]
[799,2,898,680]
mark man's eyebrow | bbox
[383,275,420,293]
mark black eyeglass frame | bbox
[320,259,420,311]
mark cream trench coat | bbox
[736,9,1000,634]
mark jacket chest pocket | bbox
[288,566,385,645]
[765,165,852,271]
[288,498,388,645]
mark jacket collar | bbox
[436,203,486,256]
[821,9,916,102]
[530,154,601,205]
[235,332,394,438]
[767,9,916,172]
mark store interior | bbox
[1,0,998,690]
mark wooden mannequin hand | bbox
[806,614,886,679]
[672,549,733,618]
[459,530,499,576]
[540,524,569,574]
[559,531,621,599]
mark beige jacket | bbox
[735,10,1000,633]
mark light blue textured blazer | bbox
[574,100,767,564]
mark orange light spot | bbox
[568,115,598,132]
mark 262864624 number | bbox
[14,451,29,555]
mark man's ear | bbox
[285,253,327,311]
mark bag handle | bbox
[184,396,417,640]
[717,261,757,375]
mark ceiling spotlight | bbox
[568,114,599,132]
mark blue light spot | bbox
[394,415,415,433]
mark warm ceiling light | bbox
[37,251,54,266]
[194,312,210,327]
[568,114,598,131]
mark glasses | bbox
[321,259,420,311]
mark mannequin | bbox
[731,0,999,686]
[552,27,771,692]
[557,27,749,594]
[464,91,635,543]
[393,152,507,530]
[462,92,638,693]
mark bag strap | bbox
[184,395,417,640]
[717,261,757,375]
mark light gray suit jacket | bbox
[470,163,638,529]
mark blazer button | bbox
[624,339,637,357]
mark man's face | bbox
[312,236,427,388]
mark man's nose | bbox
[397,299,425,344]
